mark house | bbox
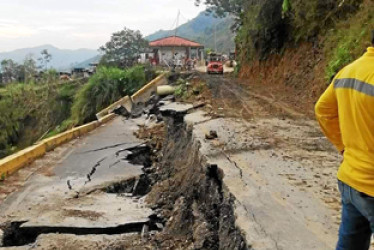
[72,68,90,78]
[149,36,204,66]
[89,63,99,74]
[139,48,155,64]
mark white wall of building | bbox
[139,53,155,64]
[158,47,186,66]
[150,46,204,66]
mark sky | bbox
[0,0,206,52]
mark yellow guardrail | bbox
[95,72,167,119]
[0,73,168,180]
[96,96,133,119]
[0,114,113,179]
[131,73,168,104]
[0,143,46,178]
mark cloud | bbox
[0,24,38,39]
[0,0,206,51]
[70,32,105,39]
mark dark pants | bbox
[337,181,374,250]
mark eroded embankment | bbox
[144,106,248,249]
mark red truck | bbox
[207,53,224,74]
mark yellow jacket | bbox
[315,47,374,196]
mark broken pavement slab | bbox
[164,103,339,249]
[184,110,212,127]
[20,193,152,229]
[159,102,194,115]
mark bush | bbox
[236,0,363,62]
[290,0,362,42]
[71,65,147,125]
[324,0,374,81]
[0,65,151,158]
[0,81,81,158]
[236,0,285,62]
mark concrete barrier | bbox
[0,143,46,178]
[98,113,116,124]
[131,73,168,104]
[95,73,167,119]
[0,115,114,179]
[96,96,133,119]
[0,73,167,179]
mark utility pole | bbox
[174,10,180,38]
[173,10,180,48]
[172,10,180,70]
[214,23,217,52]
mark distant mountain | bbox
[0,45,99,71]
[146,11,236,53]
[73,55,102,69]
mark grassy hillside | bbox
[0,78,85,158]
[146,11,236,53]
[0,65,154,159]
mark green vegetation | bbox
[174,78,207,101]
[0,65,153,159]
[236,0,285,62]
[289,0,362,42]
[100,28,148,68]
[71,66,147,124]
[1,24,154,159]
[0,79,84,158]
[174,78,188,99]
[200,0,372,85]
[282,0,291,15]
[324,0,373,81]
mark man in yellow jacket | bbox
[315,32,374,250]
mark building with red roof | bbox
[148,36,204,66]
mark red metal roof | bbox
[149,36,204,48]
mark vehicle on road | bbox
[207,52,224,74]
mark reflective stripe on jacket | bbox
[315,47,374,196]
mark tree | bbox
[38,49,52,70]
[1,59,17,84]
[195,0,245,17]
[23,54,37,83]
[99,27,148,68]
[195,0,246,30]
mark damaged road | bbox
[0,72,346,249]
[0,117,158,248]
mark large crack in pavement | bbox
[78,142,137,154]
[1,220,157,247]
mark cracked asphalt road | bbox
[0,117,153,248]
